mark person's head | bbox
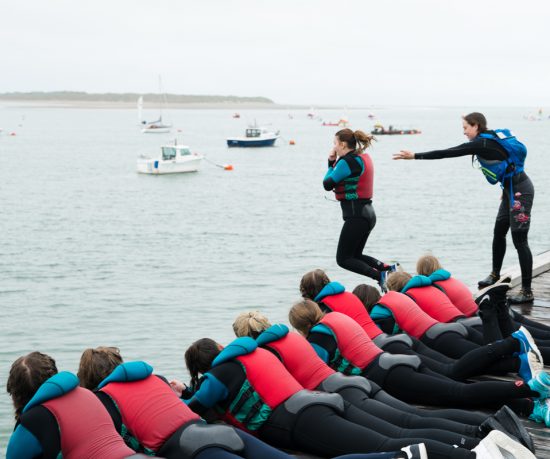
[7,352,58,420]
[77,347,123,390]
[386,272,412,292]
[462,112,488,140]
[185,338,222,389]
[352,284,382,312]
[288,299,324,336]
[334,129,375,156]
[416,254,443,276]
[300,269,330,300]
[233,311,271,339]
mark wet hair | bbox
[386,272,412,292]
[463,112,488,133]
[416,254,443,276]
[352,284,382,312]
[77,347,123,390]
[185,338,221,390]
[233,311,271,339]
[288,299,324,336]
[300,269,330,300]
[7,352,58,420]
[335,128,375,153]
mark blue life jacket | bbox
[476,129,527,206]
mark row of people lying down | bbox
[7,351,425,459]
[7,258,550,459]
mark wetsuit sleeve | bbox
[323,155,363,190]
[185,373,229,413]
[308,331,337,363]
[7,425,43,459]
[311,343,330,363]
[415,138,508,161]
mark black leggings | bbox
[336,213,384,281]
[262,404,475,459]
[363,355,535,416]
[493,221,533,290]
[384,336,519,380]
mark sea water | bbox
[1,105,549,452]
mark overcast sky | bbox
[1,0,548,106]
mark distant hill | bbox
[0,91,274,104]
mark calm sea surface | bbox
[1,105,549,451]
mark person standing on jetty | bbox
[324,129,393,289]
[393,113,535,304]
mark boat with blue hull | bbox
[226,126,279,147]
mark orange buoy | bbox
[289,139,296,145]
[224,164,234,171]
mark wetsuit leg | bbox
[291,405,474,459]
[337,387,479,436]
[231,430,298,459]
[511,231,533,290]
[410,337,455,363]
[194,448,250,459]
[492,205,510,276]
[341,401,478,448]
[512,312,550,336]
[421,332,480,359]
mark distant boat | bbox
[226,125,279,147]
[137,143,202,174]
[371,124,421,135]
[232,113,241,118]
[322,118,349,127]
[139,77,172,134]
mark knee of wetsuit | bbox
[493,219,509,238]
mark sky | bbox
[1,0,549,107]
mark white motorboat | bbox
[226,125,280,147]
[137,144,203,174]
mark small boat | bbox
[226,125,279,147]
[371,124,421,135]
[137,143,203,174]
[322,118,349,127]
[232,113,241,118]
[141,118,172,134]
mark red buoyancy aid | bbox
[377,291,438,339]
[42,387,134,459]
[434,278,478,317]
[263,332,335,390]
[334,154,374,201]
[404,286,465,323]
[320,312,383,370]
[235,348,303,409]
[101,375,200,451]
[322,291,383,339]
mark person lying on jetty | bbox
[232,310,535,453]
[5,351,141,459]
[416,254,550,342]
[182,336,515,459]
[288,299,549,428]
[301,269,540,382]
[77,346,312,459]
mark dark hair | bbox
[463,112,488,133]
[185,338,221,390]
[300,269,330,300]
[335,128,375,153]
[77,347,123,390]
[352,284,381,312]
[7,352,58,420]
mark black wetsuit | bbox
[308,331,535,416]
[415,136,534,290]
[324,154,386,281]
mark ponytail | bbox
[335,128,375,153]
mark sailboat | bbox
[140,77,172,134]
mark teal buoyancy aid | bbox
[476,129,527,206]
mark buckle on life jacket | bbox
[284,390,345,415]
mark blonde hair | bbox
[233,311,271,339]
[386,272,412,292]
[288,299,324,336]
[416,254,442,276]
[77,347,123,390]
